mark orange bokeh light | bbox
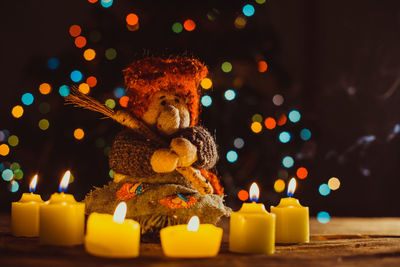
[277,114,287,126]
[183,19,196,31]
[264,117,276,130]
[258,61,268,72]
[119,96,129,107]
[86,76,97,87]
[75,36,87,48]
[296,167,308,179]
[126,13,139,26]
[88,0,98,3]
[69,25,81,37]
[83,49,96,61]
[39,83,52,95]
[238,190,249,201]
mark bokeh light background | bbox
[1,0,400,222]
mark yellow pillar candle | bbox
[39,170,85,246]
[85,202,140,258]
[160,216,223,258]
[271,178,309,244]
[229,183,275,255]
[11,175,44,237]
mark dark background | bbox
[1,0,399,217]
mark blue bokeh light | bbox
[288,110,301,123]
[282,156,294,168]
[317,211,330,223]
[242,4,255,17]
[224,89,236,101]
[47,58,59,70]
[21,93,34,106]
[319,183,331,196]
[279,131,291,143]
[113,87,126,99]
[10,180,19,193]
[101,0,113,8]
[70,70,83,82]
[226,150,238,163]
[201,95,212,107]
[2,169,13,181]
[59,85,70,97]
[300,128,312,141]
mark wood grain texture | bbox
[1,215,400,267]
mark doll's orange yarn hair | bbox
[123,56,208,126]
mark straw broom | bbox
[65,87,212,195]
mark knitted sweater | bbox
[85,126,229,240]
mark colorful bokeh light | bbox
[86,76,98,87]
[21,93,34,106]
[183,19,196,31]
[11,105,24,118]
[38,119,50,130]
[2,169,13,181]
[69,25,81,37]
[126,13,139,26]
[74,128,85,140]
[319,183,331,196]
[250,122,262,133]
[277,114,287,126]
[39,83,52,95]
[201,95,212,107]
[70,70,83,82]
[252,114,263,122]
[105,99,116,109]
[258,61,268,72]
[296,167,308,179]
[242,4,255,17]
[282,156,294,168]
[317,211,330,223]
[233,138,244,149]
[272,94,284,106]
[238,190,249,201]
[75,36,87,48]
[288,110,301,123]
[224,89,236,101]
[264,117,276,130]
[119,96,129,107]
[8,135,19,147]
[234,16,247,29]
[59,85,70,97]
[114,87,126,98]
[279,131,291,143]
[328,177,341,190]
[100,0,113,8]
[83,49,96,61]
[300,128,312,141]
[172,22,183,33]
[226,150,238,163]
[221,61,232,73]
[47,58,59,70]
[274,179,285,193]
[105,48,117,60]
[0,144,10,156]
[200,78,212,89]
[78,83,90,95]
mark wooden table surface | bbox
[1,215,400,267]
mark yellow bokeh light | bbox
[234,16,247,29]
[74,128,85,140]
[38,119,50,130]
[11,105,24,118]
[200,78,212,90]
[83,49,96,61]
[251,122,262,133]
[78,83,90,95]
[39,83,52,95]
[328,177,341,190]
[274,179,285,193]
[0,144,10,156]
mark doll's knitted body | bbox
[85,126,228,239]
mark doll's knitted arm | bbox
[174,126,218,170]
[109,130,162,177]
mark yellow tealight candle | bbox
[271,178,309,244]
[229,183,275,254]
[85,202,140,258]
[39,171,85,246]
[11,175,44,237]
[160,216,223,258]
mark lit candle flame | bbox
[187,216,200,232]
[113,202,127,223]
[59,171,71,193]
[249,182,260,202]
[287,178,297,197]
[29,175,38,193]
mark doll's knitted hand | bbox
[170,137,197,167]
[150,148,179,173]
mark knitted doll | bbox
[69,56,230,241]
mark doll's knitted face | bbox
[142,91,190,135]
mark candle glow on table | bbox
[85,202,140,258]
[229,183,276,254]
[39,171,85,246]
[160,215,223,258]
[11,175,44,237]
[271,178,309,243]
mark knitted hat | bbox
[123,56,208,126]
